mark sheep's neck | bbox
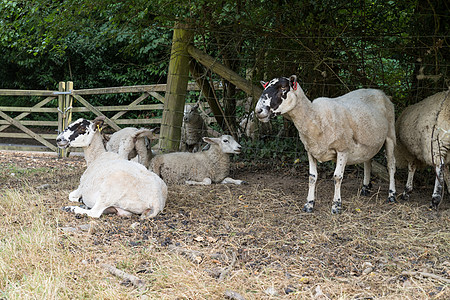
[286,92,322,143]
[83,131,107,165]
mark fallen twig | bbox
[401,271,450,284]
[101,263,146,289]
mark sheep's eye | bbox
[281,86,287,91]
[223,139,229,143]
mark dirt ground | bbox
[1,150,450,299]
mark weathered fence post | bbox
[57,81,67,158]
[159,23,193,152]
[65,81,73,128]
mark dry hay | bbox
[1,150,449,299]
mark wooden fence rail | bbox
[0,82,206,156]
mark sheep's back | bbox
[79,154,166,213]
[396,91,450,166]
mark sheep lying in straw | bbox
[180,104,208,152]
[105,127,158,168]
[151,135,245,185]
[255,75,396,214]
[56,116,167,219]
[395,90,450,209]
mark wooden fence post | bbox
[65,81,73,128]
[57,81,66,158]
[159,23,193,152]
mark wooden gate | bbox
[0,82,178,157]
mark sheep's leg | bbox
[431,160,445,209]
[385,137,397,203]
[401,162,416,201]
[331,152,348,214]
[303,153,318,213]
[185,178,212,185]
[360,160,372,196]
[444,165,450,194]
[62,201,107,218]
[220,177,247,185]
[69,188,84,204]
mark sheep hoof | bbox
[430,196,441,210]
[302,201,315,213]
[61,206,74,213]
[331,201,342,214]
[400,192,410,201]
[360,183,372,196]
[386,196,397,203]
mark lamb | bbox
[105,127,158,168]
[56,116,167,219]
[180,103,208,152]
[150,135,245,185]
[395,90,450,209]
[255,75,396,214]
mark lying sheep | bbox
[255,75,397,214]
[151,135,245,185]
[56,116,167,219]
[105,127,158,168]
[395,90,450,209]
[180,103,208,152]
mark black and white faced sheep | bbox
[255,75,397,214]
[180,103,208,152]
[150,135,245,185]
[106,127,158,168]
[395,90,450,209]
[56,116,167,219]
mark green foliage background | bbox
[0,0,448,162]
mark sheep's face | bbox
[204,135,242,154]
[183,104,201,124]
[255,75,298,122]
[56,118,97,148]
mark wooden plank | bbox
[0,90,56,96]
[0,144,52,152]
[110,93,151,122]
[0,107,58,113]
[0,132,57,139]
[0,120,58,126]
[0,110,57,151]
[70,104,164,112]
[114,118,162,125]
[74,84,168,95]
[187,44,263,100]
[72,94,121,131]
[0,96,56,132]
[149,91,165,103]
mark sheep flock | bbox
[56,78,449,219]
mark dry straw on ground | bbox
[0,150,449,299]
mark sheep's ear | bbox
[92,116,106,131]
[289,75,298,91]
[260,81,267,88]
[203,137,218,145]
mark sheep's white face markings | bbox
[205,135,242,154]
[255,77,291,122]
[56,118,96,148]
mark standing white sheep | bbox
[151,135,245,185]
[105,127,158,168]
[180,103,208,152]
[395,90,450,209]
[56,116,167,219]
[255,75,397,214]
